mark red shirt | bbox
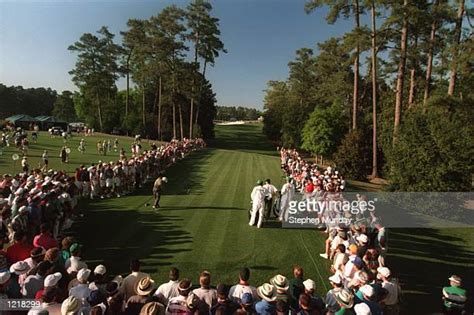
[305,182,315,193]
[33,233,58,250]
[6,242,34,264]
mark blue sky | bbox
[0,0,361,109]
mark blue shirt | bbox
[255,300,276,315]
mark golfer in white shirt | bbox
[249,180,267,228]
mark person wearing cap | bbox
[29,286,63,315]
[82,290,107,315]
[229,267,258,303]
[193,270,217,309]
[166,278,193,315]
[126,276,156,314]
[65,243,88,274]
[442,275,466,314]
[210,284,239,315]
[255,283,277,315]
[376,267,399,315]
[33,223,58,250]
[249,180,268,228]
[69,268,92,305]
[334,289,355,314]
[23,260,50,298]
[7,232,34,264]
[326,274,343,314]
[11,204,29,234]
[356,234,369,258]
[89,264,108,293]
[301,279,325,314]
[60,236,75,265]
[152,175,167,209]
[355,285,382,315]
[155,267,180,305]
[279,176,295,222]
[354,303,372,315]
[121,259,150,302]
[234,292,255,315]
[343,245,362,283]
[288,265,305,311]
[35,271,63,300]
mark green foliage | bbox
[52,91,76,122]
[389,96,473,191]
[0,84,57,118]
[300,103,347,156]
[216,106,260,121]
[333,129,371,180]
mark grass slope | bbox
[70,124,332,295]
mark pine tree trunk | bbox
[408,68,415,107]
[195,61,208,128]
[96,92,103,132]
[370,0,378,178]
[189,90,194,139]
[178,103,184,140]
[352,0,360,130]
[393,0,408,144]
[172,102,176,140]
[158,76,162,141]
[142,83,146,134]
[125,50,132,121]
[423,0,438,106]
[448,0,465,96]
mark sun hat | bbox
[270,274,289,291]
[303,279,316,291]
[136,276,155,296]
[77,268,91,282]
[44,272,62,287]
[354,302,372,315]
[377,267,391,278]
[94,264,107,276]
[359,285,375,298]
[0,271,11,285]
[61,296,80,315]
[449,275,462,285]
[10,261,30,275]
[257,283,277,302]
[140,302,165,315]
[329,274,342,285]
[335,289,354,308]
[178,279,192,292]
[357,234,369,244]
[241,292,253,305]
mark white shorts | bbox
[114,177,121,186]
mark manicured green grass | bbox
[0,132,138,175]
[70,124,332,296]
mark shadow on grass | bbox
[388,228,474,314]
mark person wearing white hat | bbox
[442,275,466,314]
[302,279,325,313]
[10,260,30,296]
[11,205,29,234]
[0,271,11,298]
[255,283,277,314]
[334,288,354,310]
[61,295,81,315]
[69,268,92,306]
[23,261,49,299]
[166,278,193,315]
[357,285,383,315]
[376,266,399,314]
[89,264,107,293]
[354,302,372,315]
[326,274,343,314]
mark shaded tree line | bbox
[263,0,473,191]
[68,0,225,140]
[215,106,262,121]
[0,84,57,118]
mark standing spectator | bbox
[35,272,63,300]
[61,296,81,315]
[288,266,305,312]
[23,261,50,298]
[211,284,239,315]
[334,289,355,314]
[69,268,92,306]
[229,267,258,303]
[155,267,180,305]
[0,271,11,298]
[326,274,343,314]
[357,285,382,315]
[376,267,399,315]
[89,264,108,293]
[302,279,325,313]
[193,270,217,309]
[24,247,46,272]
[270,275,289,303]
[65,243,88,274]
[121,259,149,302]
[442,275,466,314]
[6,231,34,264]
[234,292,255,315]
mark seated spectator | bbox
[167,278,192,315]
[155,267,180,305]
[255,283,277,315]
[33,223,58,250]
[6,231,34,264]
[121,259,149,302]
[126,276,155,314]
[193,270,217,309]
[211,284,239,315]
[229,267,258,303]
